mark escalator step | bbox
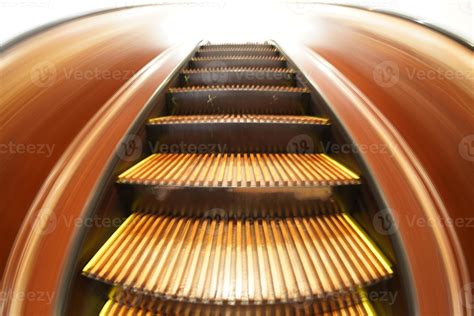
[169,85,307,93]
[196,47,279,57]
[100,287,376,315]
[148,114,329,125]
[201,42,273,49]
[117,153,360,187]
[180,67,296,86]
[189,56,286,68]
[182,67,293,74]
[83,212,392,305]
[168,85,309,115]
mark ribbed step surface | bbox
[83,212,392,304]
[189,56,286,68]
[100,289,376,315]
[180,67,296,86]
[201,43,273,49]
[168,85,309,115]
[117,153,359,187]
[196,47,279,57]
[182,67,293,74]
[148,115,329,125]
[169,85,307,93]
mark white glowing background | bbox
[0,0,472,45]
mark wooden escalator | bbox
[81,42,394,315]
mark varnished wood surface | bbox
[83,212,392,305]
[0,14,197,312]
[0,7,179,277]
[147,114,329,125]
[277,9,473,314]
[117,153,359,187]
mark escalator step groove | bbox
[99,288,376,315]
[83,212,392,305]
[201,42,273,48]
[169,85,308,93]
[117,153,360,187]
[196,47,279,57]
[148,114,329,125]
[182,66,294,74]
[191,56,285,61]
[189,56,286,68]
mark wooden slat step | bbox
[182,67,294,74]
[100,287,376,315]
[180,67,296,86]
[169,85,307,93]
[196,47,279,57]
[201,42,273,49]
[99,298,376,316]
[83,212,392,305]
[117,153,360,187]
[167,85,309,115]
[148,115,329,125]
[189,56,286,68]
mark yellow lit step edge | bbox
[321,154,360,180]
[83,212,392,303]
[98,300,112,316]
[147,114,330,125]
[342,213,393,275]
[116,153,360,187]
[82,214,136,273]
[117,154,158,180]
[98,296,377,315]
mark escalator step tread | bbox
[84,212,392,304]
[147,114,329,125]
[100,287,376,315]
[169,85,308,93]
[99,298,376,316]
[182,66,294,74]
[117,153,360,187]
[198,47,278,52]
[201,42,272,47]
[191,55,285,61]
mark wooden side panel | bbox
[0,7,177,276]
